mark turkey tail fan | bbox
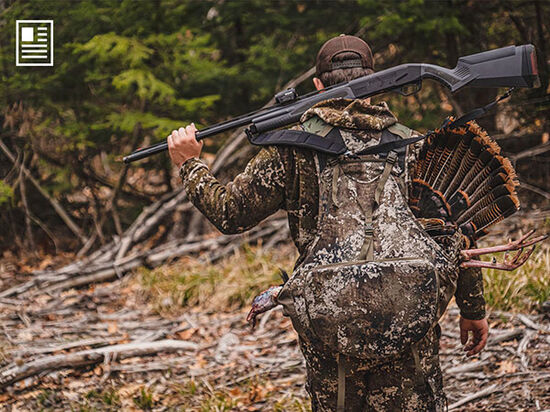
[458,195,520,244]
[410,178,452,222]
[410,120,520,246]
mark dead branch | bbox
[517,330,535,371]
[110,122,142,235]
[517,314,549,332]
[0,339,198,389]
[18,160,36,252]
[0,139,88,244]
[487,328,524,346]
[10,337,112,357]
[518,180,550,200]
[445,359,490,375]
[448,383,502,410]
[510,141,550,160]
[115,189,188,261]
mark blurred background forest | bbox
[0,0,548,261]
[1,1,550,410]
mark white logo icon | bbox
[16,20,54,66]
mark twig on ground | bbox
[518,181,550,200]
[517,330,535,371]
[445,359,490,375]
[487,328,524,346]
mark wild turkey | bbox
[411,120,519,247]
[247,119,547,327]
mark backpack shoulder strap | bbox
[301,116,337,173]
[247,115,346,156]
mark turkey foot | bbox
[246,285,282,329]
[460,230,548,270]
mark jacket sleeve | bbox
[454,266,486,320]
[179,146,286,234]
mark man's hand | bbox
[167,123,203,168]
[460,316,489,356]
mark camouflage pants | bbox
[298,325,446,412]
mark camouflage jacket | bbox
[180,98,486,320]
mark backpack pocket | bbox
[281,258,438,360]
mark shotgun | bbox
[123,44,539,163]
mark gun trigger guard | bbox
[245,128,257,142]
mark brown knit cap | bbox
[315,34,374,77]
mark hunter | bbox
[167,35,489,411]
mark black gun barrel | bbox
[123,107,269,163]
[123,44,538,164]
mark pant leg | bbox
[298,337,370,412]
[363,325,447,412]
[298,326,446,412]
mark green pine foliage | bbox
[0,180,14,206]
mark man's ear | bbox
[313,77,324,91]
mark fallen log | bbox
[0,339,198,389]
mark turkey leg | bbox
[460,230,548,270]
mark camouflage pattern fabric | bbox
[299,325,447,412]
[455,266,486,320]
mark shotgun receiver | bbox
[123,44,539,163]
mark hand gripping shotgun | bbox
[123,44,539,163]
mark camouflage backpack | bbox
[274,116,461,403]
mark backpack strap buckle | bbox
[364,222,374,237]
[386,150,398,165]
[374,150,398,205]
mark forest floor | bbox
[0,240,549,412]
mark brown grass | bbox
[482,243,549,312]
[139,244,298,313]
[139,240,549,315]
